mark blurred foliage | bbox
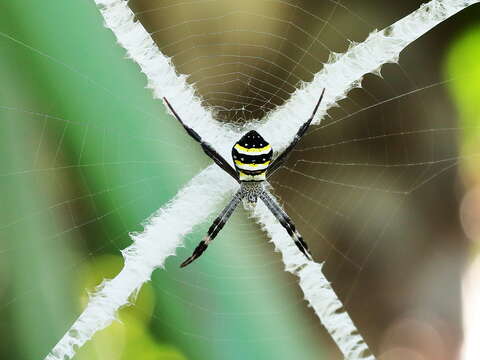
[76,255,186,360]
[446,24,480,181]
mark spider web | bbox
[0,1,478,359]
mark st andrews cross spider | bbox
[163,88,325,268]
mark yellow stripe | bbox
[239,171,266,181]
[235,160,270,167]
[234,144,271,153]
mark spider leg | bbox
[267,88,325,177]
[181,190,243,267]
[259,190,312,260]
[163,97,239,182]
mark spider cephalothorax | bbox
[240,181,264,209]
[163,89,324,267]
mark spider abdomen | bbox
[232,130,273,181]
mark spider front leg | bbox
[259,190,312,260]
[267,88,325,177]
[181,190,243,267]
[163,97,239,182]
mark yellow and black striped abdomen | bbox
[232,130,273,181]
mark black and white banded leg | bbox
[267,88,325,178]
[163,97,239,182]
[181,190,243,267]
[259,190,312,260]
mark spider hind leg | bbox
[180,237,210,268]
[259,190,313,261]
[180,190,243,268]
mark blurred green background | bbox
[0,1,479,360]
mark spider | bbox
[163,88,325,267]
